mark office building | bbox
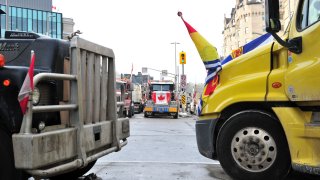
[0,0,62,38]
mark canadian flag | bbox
[18,51,35,114]
[152,91,170,105]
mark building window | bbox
[52,14,57,38]
[57,13,62,38]
[32,10,37,32]
[43,11,47,34]
[27,9,32,32]
[22,9,27,31]
[11,7,16,30]
[0,5,5,37]
[17,8,22,30]
[37,11,42,34]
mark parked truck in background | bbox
[0,31,130,179]
[132,83,144,113]
[116,79,126,118]
[144,80,178,118]
[194,0,320,179]
[116,79,134,118]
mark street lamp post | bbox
[170,42,180,93]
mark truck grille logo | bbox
[0,42,19,51]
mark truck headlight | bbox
[38,121,46,131]
[32,87,40,105]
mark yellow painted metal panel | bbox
[273,107,320,167]
[285,13,320,101]
[266,43,290,101]
[201,43,272,114]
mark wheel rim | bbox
[231,127,277,172]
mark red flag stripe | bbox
[182,19,197,34]
[18,51,35,114]
[28,52,35,90]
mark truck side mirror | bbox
[265,0,302,54]
[265,0,281,33]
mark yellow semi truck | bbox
[192,0,320,179]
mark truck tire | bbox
[173,113,178,119]
[131,106,135,117]
[216,110,291,180]
[128,109,132,118]
[0,126,17,180]
[51,160,96,179]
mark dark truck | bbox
[0,31,130,179]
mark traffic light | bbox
[179,51,186,64]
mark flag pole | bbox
[22,50,35,134]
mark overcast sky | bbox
[52,0,235,83]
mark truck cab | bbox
[131,83,144,113]
[144,80,178,118]
[194,0,320,179]
[0,31,69,134]
[116,79,134,118]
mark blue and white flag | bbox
[222,33,273,65]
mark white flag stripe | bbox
[17,74,32,101]
[18,51,35,114]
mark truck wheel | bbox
[51,160,96,179]
[216,111,291,180]
[173,113,178,119]
[128,109,132,118]
[144,112,148,118]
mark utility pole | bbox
[170,42,180,94]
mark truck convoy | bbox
[0,31,130,179]
[144,80,178,118]
[179,0,320,179]
[116,79,134,118]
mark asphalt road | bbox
[84,113,230,180]
[81,113,319,180]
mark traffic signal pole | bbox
[182,63,185,113]
[179,51,187,113]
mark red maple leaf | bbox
[158,94,165,101]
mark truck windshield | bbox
[152,84,171,91]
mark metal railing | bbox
[20,36,118,133]
[14,36,129,178]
